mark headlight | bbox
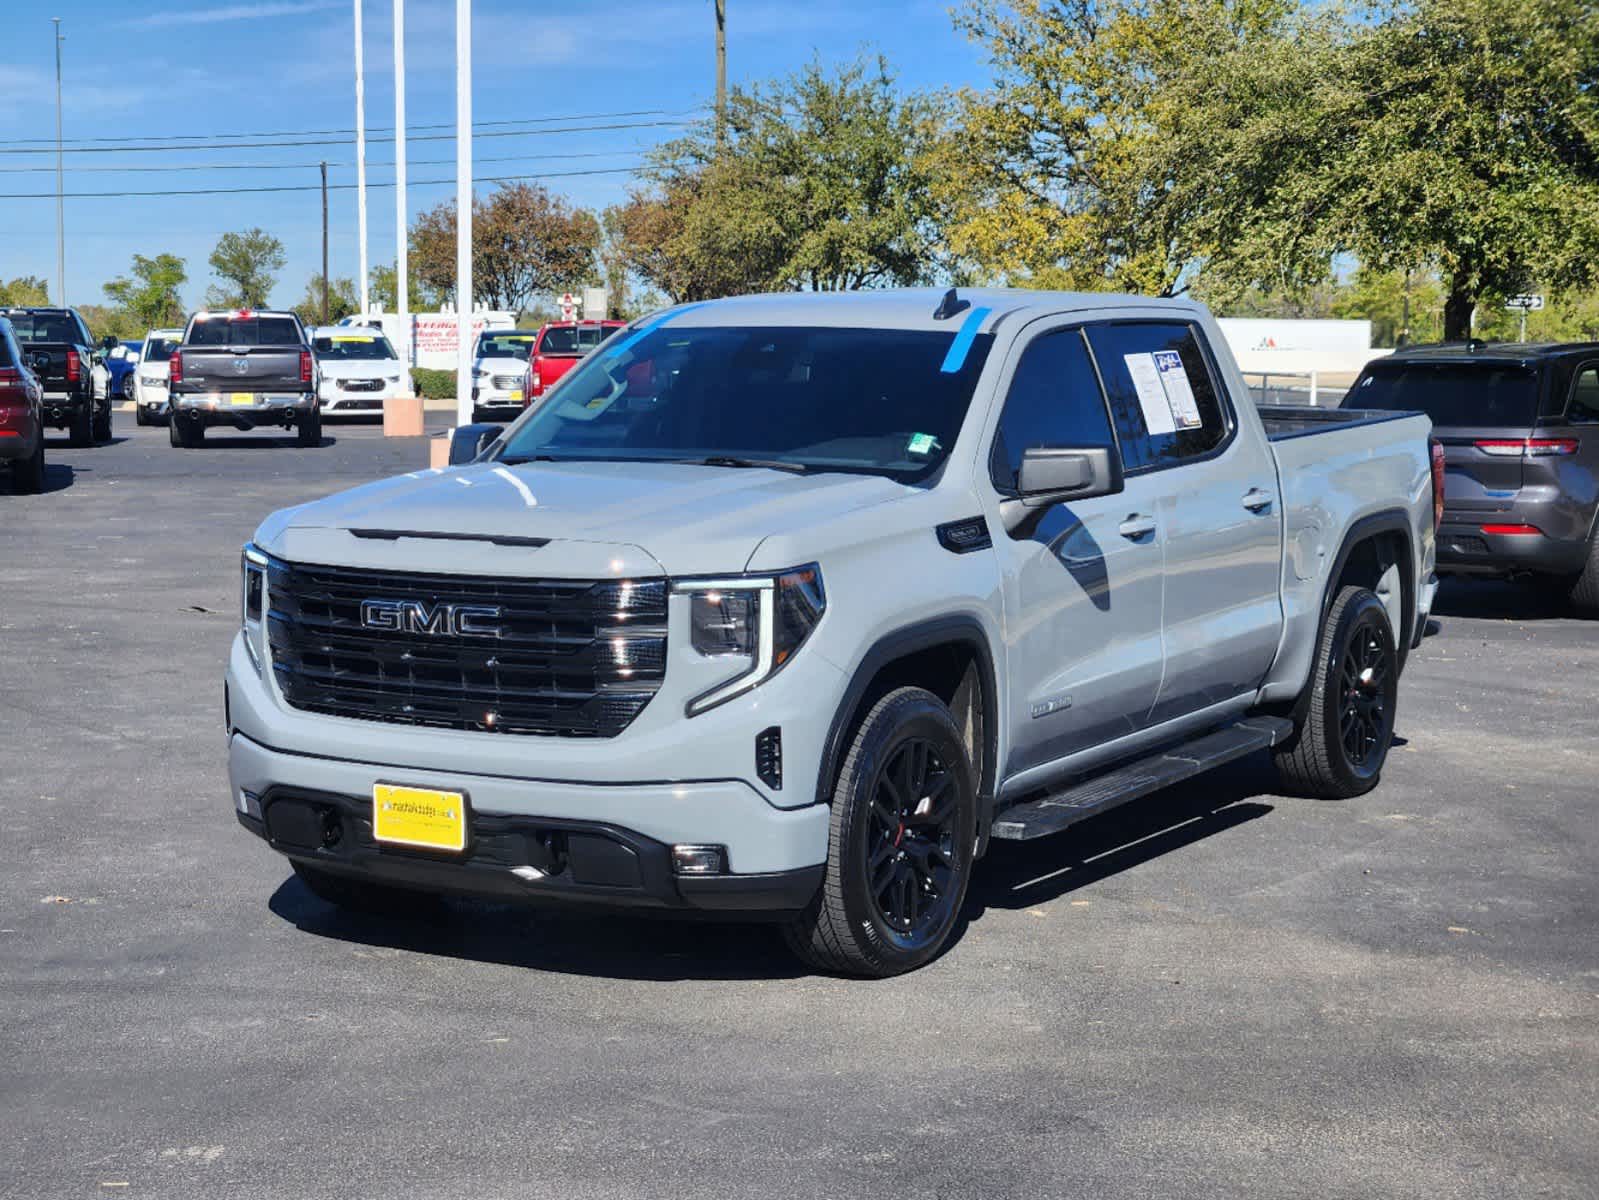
[240,543,270,674]
[676,565,825,716]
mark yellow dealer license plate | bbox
[509,389,523,402]
[372,783,468,852]
[229,392,255,406]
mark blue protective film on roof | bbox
[604,302,711,362]
[939,306,992,374]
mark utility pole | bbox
[1400,267,1411,348]
[320,161,330,324]
[714,0,726,145]
[453,0,473,427]
[394,0,409,372]
[52,17,65,306]
[354,0,369,315]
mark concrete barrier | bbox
[382,395,426,437]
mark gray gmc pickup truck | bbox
[168,310,321,448]
[227,289,1439,976]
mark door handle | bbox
[1118,514,1158,539]
[1242,488,1275,512]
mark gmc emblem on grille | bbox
[360,599,504,638]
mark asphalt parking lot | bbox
[3,416,1596,1200]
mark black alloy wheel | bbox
[1339,620,1392,768]
[865,737,961,941]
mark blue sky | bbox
[0,1,987,314]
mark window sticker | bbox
[906,432,938,456]
[1123,353,1176,435]
[1153,349,1203,429]
[332,335,374,343]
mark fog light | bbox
[671,844,726,876]
[238,789,263,819]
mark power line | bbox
[0,107,702,148]
[0,149,654,175]
[0,118,691,157]
[0,164,654,200]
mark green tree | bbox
[205,228,286,309]
[75,303,140,340]
[1328,268,1446,349]
[103,253,187,330]
[410,183,601,313]
[368,261,438,313]
[622,55,950,300]
[1317,0,1599,339]
[0,276,51,306]
[292,274,360,325]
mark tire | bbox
[169,416,203,448]
[783,687,977,977]
[1566,535,1599,616]
[11,438,44,494]
[68,402,93,447]
[92,402,112,443]
[135,405,149,427]
[1273,585,1399,799]
[291,861,441,918]
[296,409,322,447]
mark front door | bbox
[986,325,1166,782]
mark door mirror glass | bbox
[100,334,119,351]
[447,422,501,465]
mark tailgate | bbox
[180,347,305,391]
[19,343,75,390]
[1435,424,1534,502]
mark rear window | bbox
[313,333,397,360]
[5,312,79,344]
[186,316,302,347]
[477,333,535,360]
[538,325,614,355]
[1348,362,1539,427]
[0,322,14,368]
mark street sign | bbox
[1505,295,1545,311]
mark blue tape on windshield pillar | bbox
[603,302,711,362]
[939,306,991,374]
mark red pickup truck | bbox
[522,320,625,404]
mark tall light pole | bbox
[453,0,473,427]
[714,0,726,145]
[52,17,65,306]
[354,0,369,315]
[393,0,409,370]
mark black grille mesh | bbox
[266,558,667,738]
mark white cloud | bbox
[120,1,343,29]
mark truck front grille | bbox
[265,559,667,738]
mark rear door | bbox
[987,324,1167,778]
[1346,360,1541,515]
[1083,320,1282,723]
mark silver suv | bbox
[227,289,1437,975]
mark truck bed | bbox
[1254,404,1420,442]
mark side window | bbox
[1084,322,1229,471]
[989,328,1115,493]
[1570,365,1599,424]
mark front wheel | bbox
[783,687,977,977]
[1273,585,1399,799]
[134,405,149,427]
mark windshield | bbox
[538,324,616,356]
[313,333,397,361]
[476,332,535,361]
[186,316,302,347]
[5,312,79,343]
[496,323,995,481]
[142,336,179,363]
[1348,361,1540,427]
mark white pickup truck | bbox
[227,288,1440,976]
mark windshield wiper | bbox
[686,455,810,474]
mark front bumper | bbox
[173,393,316,427]
[229,731,828,913]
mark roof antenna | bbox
[932,287,969,321]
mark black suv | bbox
[0,306,112,446]
[1345,342,1599,612]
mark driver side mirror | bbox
[447,422,502,466]
[100,334,118,352]
[1001,445,1124,536]
[29,351,50,373]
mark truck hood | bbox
[257,459,914,578]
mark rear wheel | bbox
[292,861,441,918]
[68,403,93,447]
[1566,535,1599,616]
[11,438,44,494]
[1273,585,1398,799]
[296,409,322,447]
[92,402,112,442]
[169,415,203,448]
[783,687,976,977]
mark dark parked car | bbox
[1345,341,1599,611]
[0,317,46,493]
[0,306,111,445]
[167,309,321,448]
